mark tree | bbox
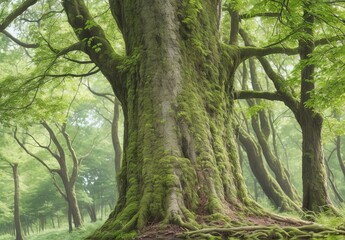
[0,152,24,240]
[10,163,25,240]
[14,123,85,231]
[1,0,345,239]
[232,0,345,212]
[236,59,300,205]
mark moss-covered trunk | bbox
[298,5,333,213]
[300,111,331,212]
[89,1,257,239]
[112,98,122,174]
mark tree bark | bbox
[11,163,24,240]
[59,172,83,228]
[112,98,122,174]
[61,1,260,238]
[87,204,97,223]
[298,5,333,213]
[237,127,300,212]
[336,136,345,179]
[246,58,300,203]
[299,111,331,212]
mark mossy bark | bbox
[86,1,258,239]
[112,98,122,174]
[298,6,333,213]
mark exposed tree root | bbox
[176,224,345,239]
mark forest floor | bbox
[0,220,104,240]
[138,212,345,239]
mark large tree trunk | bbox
[12,163,24,240]
[88,1,257,238]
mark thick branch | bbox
[238,28,298,60]
[60,123,79,185]
[240,46,298,60]
[1,30,39,48]
[234,90,283,101]
[55,42,86,57]
[239,28,300,114]
[315,35,345,46]
[63,0,125,101]
[41,122,66,165]
[240,12,280,19]
[0,0,38,32]
[229,8,240,45]
[258,57,299,114]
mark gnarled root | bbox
[177,224,345,239]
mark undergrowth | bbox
[0,221,104,240]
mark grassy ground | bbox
[0,221,104,240]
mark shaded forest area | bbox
[1,0,345,239]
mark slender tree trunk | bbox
[12,163,24,240]
[336,136,345,179]
[60,173,82,230]
[67,206,72,233]
[237,127,300,212]
[87,204,97,222]
[325,152,344,203]
[112,98,122,174]
[66,184,83,228]
[298,5,333,212]
[246,58,299,203]
[300,111,331,212]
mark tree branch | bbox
[51,173,68,200]
[240,46,298,61]
[60,123,79,185]
[315,35,345,46]
[13,127,54,173]
[234,90,284,101]
[238,28,300,114]
[258,57,299,114]
[63,0,125,101]
[1,30,39,48]
[25,132,60,160]
[229,8,240,45]
[82,80,115,103]
[240,12,280,19]
[19,9,64,23]
[41,121,66,165]
[0,0,38,32]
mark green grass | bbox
[0,221,104,240]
